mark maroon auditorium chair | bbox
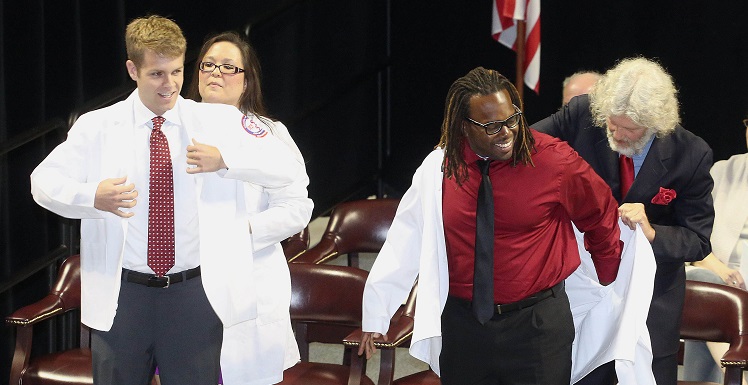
[7,255,91,385]
[678,280,748,385]
[279,263,375,385]
[289,198,399,268]
[343,282,440,385]
[6,254,158,385]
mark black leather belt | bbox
[452,281,564,315]
[493,282,562,314]
[122,266,201,288]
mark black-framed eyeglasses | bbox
[199,61,245,75]
[465,105,523,135]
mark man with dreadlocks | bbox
[357,67,622,384]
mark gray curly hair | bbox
[590,57,679,136]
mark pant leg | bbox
[155,276,223,385]
[503,287,574,385]
[440,286,574,385]
[652,353,678,385]
[439,297,495,385]
[91,279,157,385]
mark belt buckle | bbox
[148,275,170,288]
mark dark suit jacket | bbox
[533,95,715,358]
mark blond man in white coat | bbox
[30,16,304,385]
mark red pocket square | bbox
[651,187,677,205]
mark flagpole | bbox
[515,19,526,101]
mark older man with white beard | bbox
[533,57,715,385]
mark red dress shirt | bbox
[443,130,621,303]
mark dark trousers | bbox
[439,285,575,385]
[574,353,678,385]
[91,274,222,385]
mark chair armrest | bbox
[283,240,308,260]
[721,339,748,369]
[6,294,67,385]
[6,294,65,326]
[289,236,339,264]
[344,310,414,385]
[343,311,414,350]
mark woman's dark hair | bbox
[186,31,267,117]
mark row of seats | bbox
[281,198,436,385]
[7,198,748,385]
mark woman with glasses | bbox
[186,32,312,385]
[683,117,748,383]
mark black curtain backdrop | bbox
[385,0,747,192]
[1,0,746,381]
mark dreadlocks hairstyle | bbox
[437,67,535,185]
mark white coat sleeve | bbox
[199,106,303,189]
[248,121,313,251]
[362,156,432,334]
[218,136,303,188]
[30,113,106,219]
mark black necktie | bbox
[473,159,494,324]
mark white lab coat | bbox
[221,118,312,385]
[362,149,656,384]
[30,91,304,333]
[710,153,748,266]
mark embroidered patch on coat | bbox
[241,115,268,138]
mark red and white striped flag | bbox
[491,0,541,93]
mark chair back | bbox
[289,198,399,266]
[289,263,368,357]
[281,263,374,385]
[282,226,311,259]
[328,199,399,254]
[53,254,83,310]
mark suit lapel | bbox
[626,136,670,203]
[593,137,622,202]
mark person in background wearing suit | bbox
[562,71,600,105]
[185,31,312,385]
[358,67,623,385]
[682,117,748,384]
[533,57,715,385]
[30,16,304,385]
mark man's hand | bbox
[618,203,655,242]
[186,138,226,174]
[358,332,388,360]
[94,176,137,218]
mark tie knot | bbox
[152,116,166,130]
[477,159,491,175]
[619,154,634,168]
